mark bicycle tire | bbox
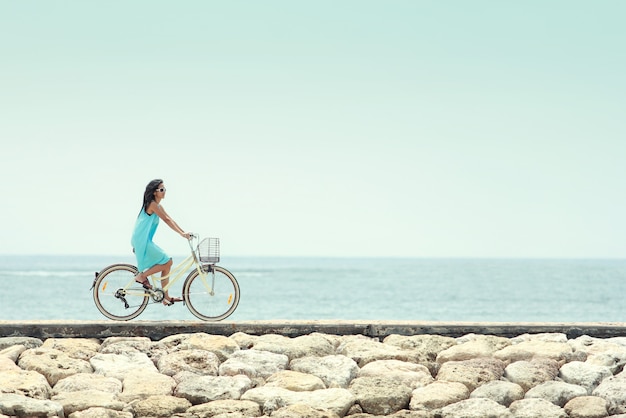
[93,264,149,321]
[183,265,240,321]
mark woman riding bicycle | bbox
[131,179,191,305]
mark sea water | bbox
[0,255,625,322]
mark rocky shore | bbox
[3,331,626,418]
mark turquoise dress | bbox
[131,209,171,272]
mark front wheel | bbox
[93,264,149,321]
[183,265,240,321]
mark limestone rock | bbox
[0,393,64,418]
[439,397,512,417]
[219,349,289,380]
[0,355,20,371]
[504,358,560,391]
[272,403,340,418]
[157,348,219,376]
[469,380,524,407]
[90,352,157,381]
[563,396,608,418]
[249,333,335,360]
[52,389,126,416]
[18,347,93,386]
[592,375,626,415]
[383,334,457,362]
[42,337,101,361]
[158,333,239,361]
[1,344,28,362]
[0,369,51,399]
[53,373,123,395]
[338,336,422,367]
[241,386,356,416]
[569,336,626,374]
[409,381,469,411]
[100,336,153,354]
[525,380,588,407]
[265,370,326,391]
[186,399,262,418]
[68,407,134,418]
[349,376,412,415]
[494,340,574,365]
[0,336,43,350]
[559,361,612,394]
[130,395,192,417]
[509,398,568,418]
[358,359,433,389]
[436,357,505,392]
[290,355,359,388]
[117,370,176,402]
[511,333,568,344]
[436,334,510,363]
[230,331,258,349]
[174,374,253,404]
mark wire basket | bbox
[197,237,220,264]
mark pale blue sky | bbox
[1,1,625,257]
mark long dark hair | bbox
[141,179,163,214]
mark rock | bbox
[1,344,28,362]
[563,396,608,418]
[130,395,192,417]
[68,407,134,418]
[230,331,257,349]
[117,370,176,402]
[174,374,253,404]
[435,358,505,392]
[511,333,568,344]
[409,381,469,411]
[265,370,326,391]
[157,348,219,376]
[358,359,433,389]
[0,336,43,350]
[349,376,412,415]
[90,352,158,381]
[469,380,524,407]
[0,393,64,418]
[42,337,101,361]
[509,398,568,418]
[439,398,512,417]
[219,349,289,381]
[569,336,626,374]
[51,390,126,416]
[0,369,52,399]
[53,373,123,395]
[0,355,20,371]
[338,336,421,367]
[525,380,588,407]
[383,334,457,362]
[559,361,612,394]
[249,333,335,360]
[504,358,560,391]
[241,386,356,416]
[18,347,93,386]
[494,340,574,365]
[290,355,359,388]
[186,399,262,418]
[100,337,153,354]
[272,403,340,418]
[436,334,510,363]
[592,375,626,415]
[158,333,239,361]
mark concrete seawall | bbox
[2,320,626,340]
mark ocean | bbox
[0,255,625,323]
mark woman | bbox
[131,179,190,306]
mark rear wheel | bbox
[183,265,240,321]
[93,264,149,321]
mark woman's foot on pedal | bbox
[163,296,183,306]
[135,273,152,290]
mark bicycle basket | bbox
[198,237,220,264]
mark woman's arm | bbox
[150,202,190,238]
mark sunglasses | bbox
[156,188,167,192]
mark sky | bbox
[1,1,625,258]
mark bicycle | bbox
[91,235,240,321]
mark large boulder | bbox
[409,381,469,412]
[290,355,359,388]
[0,369,51,399]
[186,399,262,418]
[52,373,122,395]
[563,396,609,418]
[157,348,220,376]
[248,333,335,360]
[41,338,101,361]
[18,347,93,386]
[175,374,253,404]
[338,336,422,367]
[51,390,126,416]
[117,370,176,402]
[436,357,505,392]
[130,395,192,417]
[504,358,560,391]
[495,340,574,365]
[265,370,326,391]
[593,375,626,415]
[436,335,510,363]
[439,398,512,418]
[509,398,568,418]
[358,359,433,389]
[241,387,355,416]
[158,333,239,361]
[0,337,43,350]
[349,376,412,415]
[90,352,157,381]
[469,380,524,407]
[219,349,289,383]
[0,393,64,418]
[525,381,588,407]
[559,361,612,394]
